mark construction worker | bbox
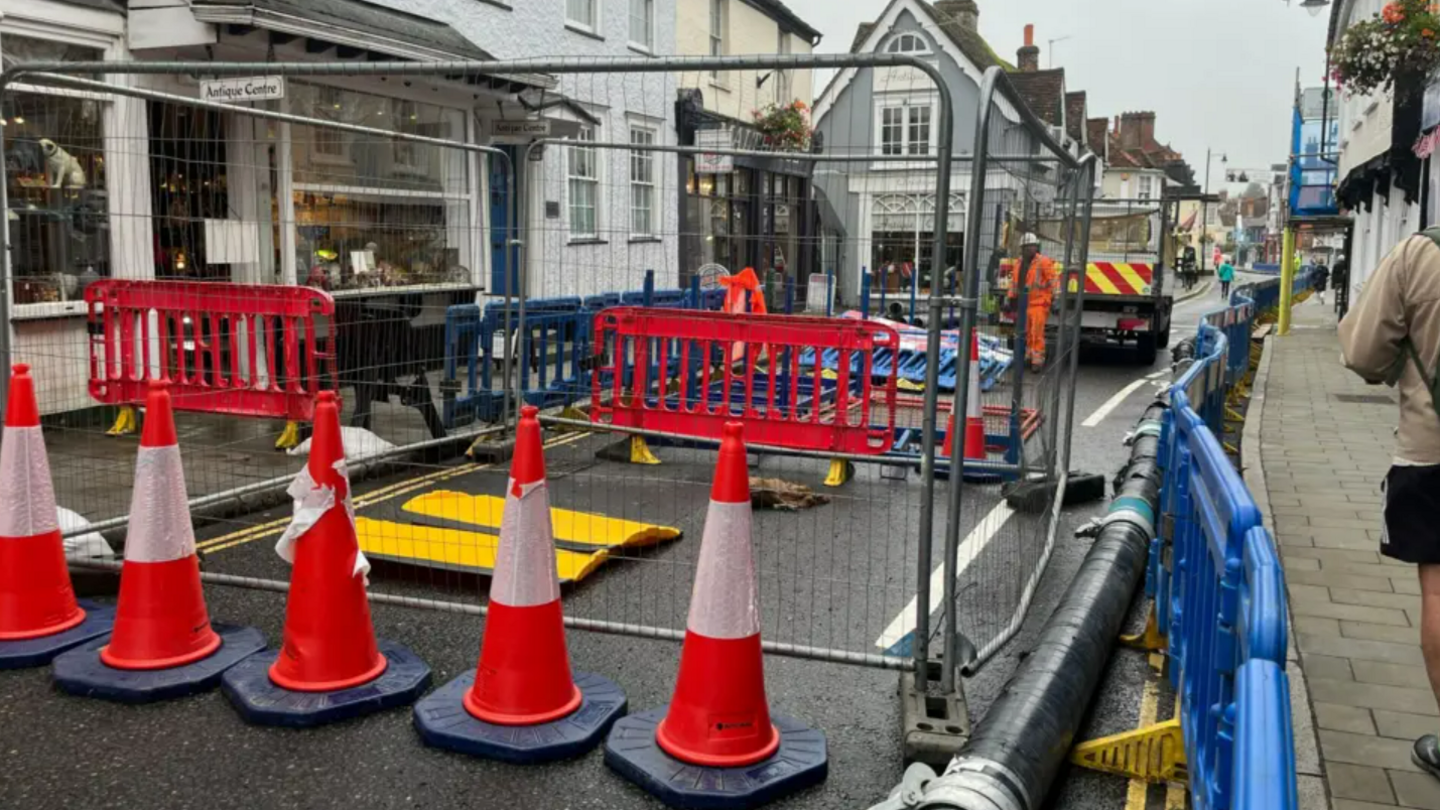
[1008,233,1058,370]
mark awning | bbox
[175,0,555,90]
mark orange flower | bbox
[1383,2,1406,23]
[1426,27,1436,36]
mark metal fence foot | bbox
[823,459,855,487]
[1069,718,1187,784]
[899,668,970,769]
[105,406,137,437]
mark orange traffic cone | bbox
[466,404,580,724]
[0,364,86,641]
[605,421,827,805]
[269,390,385,691]
[413,404,625,761]
[221,390,429,725]
[53,380,264,700]
[102,381,221,669]
[656,422,778,766]
[941,329,987,463]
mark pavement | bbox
[1254,296,1440,810]
[0,276,1245,810]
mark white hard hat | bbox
[1021,233,1040,247]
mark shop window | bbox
[630,126,656,237]
[1,34,108,305]
[568,0,599,31]
[629,0,654,51]
[569,125,600,239]
[288,82,471,291]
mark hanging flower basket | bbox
[752,100,814,152]
[1331,0,1440,96]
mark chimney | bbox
[1118,111,1157,150]
[933,0,979,32]
[1017,24,1039,72]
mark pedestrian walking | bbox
[1217,258,1234,299]
[1008,233,1058,371]
[1312,260,1330,306]
[1338,228,1440,784]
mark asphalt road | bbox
[0,277,1249,810]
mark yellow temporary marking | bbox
[1086,266,1123,296]
[896,378,925,392]
[354,517,609,584]
[402,490,679,550]
[196,432,590,555]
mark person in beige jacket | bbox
[1339,231,1440,779]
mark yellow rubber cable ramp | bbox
[401,490,681,552]
[354,517,609,584]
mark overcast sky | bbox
[785,0,1332,189]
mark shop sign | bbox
[493,119,552,140]
[696,129,733,174]
[200,76,285,104]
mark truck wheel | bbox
[1156,327,1171,349]
[1136,334,1158,365]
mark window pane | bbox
[630,0,652,47]
[291,82,460,193]
[567,0,593,26]
[5,89,110,300]
[908,107,931,155]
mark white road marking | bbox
[875,501,1015,651]
[1081,378,1152,427]
[1145,370,1169,380]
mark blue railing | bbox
[441,277,727,427]
[1145,272,1313,810]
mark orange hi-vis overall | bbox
[1008,253,1058,366]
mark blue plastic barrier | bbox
[1143,270,1314,809]
[442,283,728,427]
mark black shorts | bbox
[1382,464,1440,563]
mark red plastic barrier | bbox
[590,308,899,454]
[85,280,335,421]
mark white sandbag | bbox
[56,506,114,559]
[286,426,397,461]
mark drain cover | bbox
[1333,393,1396,405]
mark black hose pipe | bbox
[915,401,1167,810]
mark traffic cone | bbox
[221,390,429,725]
[101,380,221,669]
[942,329,987,463]
[0,364,86,640]
[413,404,624,761]
[465,404,581,724]
[605,421,827,804]
[269,390,386,691]
[656,421,778,766]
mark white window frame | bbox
[567,124,601,241]
[628,0,654,53]
[567,0,600,33]
[873,96,937,166]
[629,124,657,238]
[884,32,931,55]
[776,30,791,103]
[709,0,726,84]
[1,13,136,319]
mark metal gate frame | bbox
[0,56,1093,693]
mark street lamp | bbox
[1300,0,1330,17]
[1201,149,1228,275]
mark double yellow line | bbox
[1124,679,1187,810]
[195,432,590,556]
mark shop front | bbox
[676,94,819,307]
[3,0,569,420]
